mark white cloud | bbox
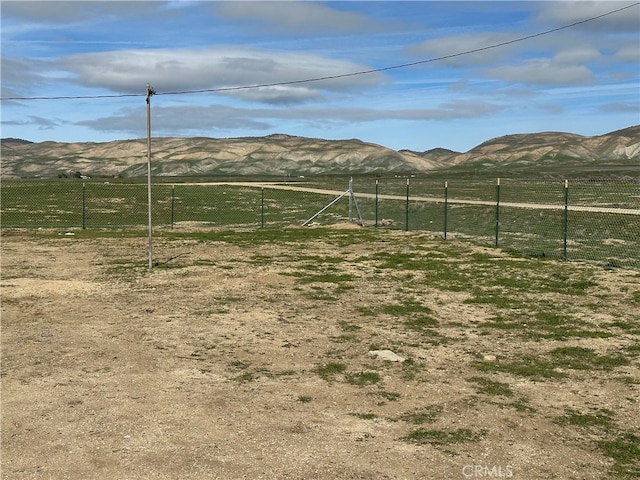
[213,1,385,35]
[539,104,564,114]
[2,115,65,130]
[486,59,594,85]
[614,44,640,63]
[60,46,385,102]
[598,101,640,113]
[76,104,272,136]
[553,47,601,65]
[0,0,154,23]
[1,57,46,95]
[536,1,639,32]
[75,97,507,138]
[224,85,324,105]
[405,32,520,67]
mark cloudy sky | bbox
[1,1,638,152]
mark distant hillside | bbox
[0,135,442,178]
[1,126,638,178]
[401,126,640,177]
[1,138,33,145]
[443,126,640,175]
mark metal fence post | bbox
[444,181,448,239]
[495,178,501,247]
[375,178,379,227]
[348,177,353,223]
[261,187,265,228]
[171,184,175,229]
[82,182,86,229]
[405,178,410,232]
[563,179,569,260]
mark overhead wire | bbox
[1,1,638,102]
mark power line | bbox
[2,2,638,102]
[160,2,640,97]
[1,92,141,101]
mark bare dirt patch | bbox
[2,228,639,479]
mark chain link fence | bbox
[1,176,638,268]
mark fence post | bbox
[82,182,86,229]
[375,178,379,227]
[563,179,569,260]
[348,177,353,223]
[171,184,175,229]
[261,187,265,228]
[444,181,448,239]
[405,178,410,231]
[495,178,501,247]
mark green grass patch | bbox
[380,299,433,317]
[475,347,629,379]
[609,320,640,333]
[404,316,439,330]
[401,358,424,381]
[478,314,525,331]
[397,405,442,425]
[468,376,514,397]
[249,255,274,266]
[350,412,378,420]
[306,284,353,301]
[524,311,613,340]
[371,391,401,402]
[330,334,359,343]
[549,346,630,371]
[369,252,420,270]
[229,360,250,370]
[290,271,354,284]
[473,356,566,379]
[598,432,640,479]
[625,343,640,356]
[464,288,524,309]
[363,300,439,333]
[506,397,536,413]
[338,321,362,332]
[402,428,487,446]
[553,407,614,430]
[315,362,347,381]
[233,371,257,383]
[480,310,613,341]
[345,371,382,386]
[525,328,613,341]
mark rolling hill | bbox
[1,126,638,178]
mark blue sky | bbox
[1,1,638,152]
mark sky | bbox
[1,1,638,152]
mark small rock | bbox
[368,350,405,363]
[483,355,497,362]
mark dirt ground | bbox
[1,226,639,480]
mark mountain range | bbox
[1,125,638,178]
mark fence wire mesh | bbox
[1,177,638,269]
